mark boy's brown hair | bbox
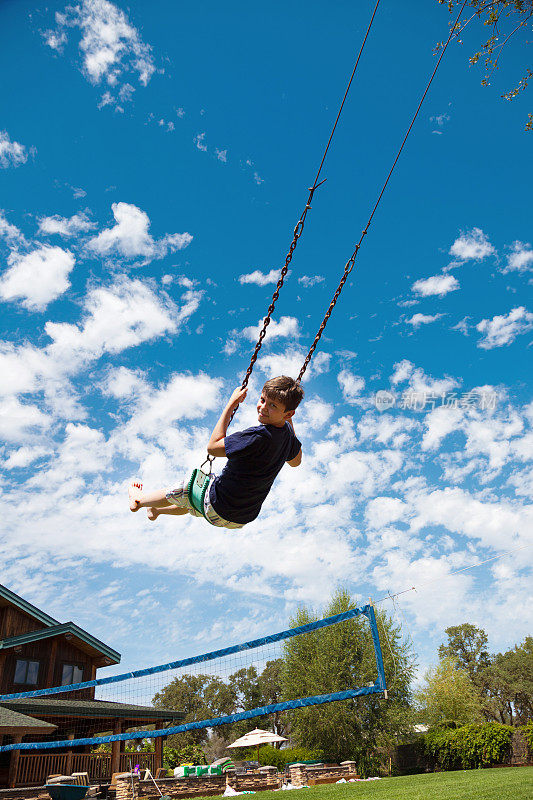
[262,376,304,412]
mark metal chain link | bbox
[297,233,367,382]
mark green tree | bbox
[483,636,533,725]
[438,623,491,686]
[438,1,533,129]
[226,665,266,740]
[281,589,415,769]
[152,673,236,748]
[415,656,486,726]
[258,659,287,740]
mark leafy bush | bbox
[425,722,514,770]
[520,721,533,752]
[234,745,324,770]
[164,744,207,769]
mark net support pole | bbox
[366,599,388,700]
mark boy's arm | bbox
[286,416,302,467]
[207,387,248,457]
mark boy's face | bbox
[257,391,293,427]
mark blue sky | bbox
[1,0,532,688]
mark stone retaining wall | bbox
[117,763,358,799]
[288,762,358,787]
[118,768,281,800]
[0,790,49,800]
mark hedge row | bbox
[424,722,514,770]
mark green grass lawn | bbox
[200,768,533,800]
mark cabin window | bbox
[14,659,39,685]
[61,664,84,685]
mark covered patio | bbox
[0,698,184,787]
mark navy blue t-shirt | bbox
[209,423,301,524]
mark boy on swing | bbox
[128,376,303,529]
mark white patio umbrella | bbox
[227,728,288,763]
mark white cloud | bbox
[405,313,443,327]
[253,172,264,185]
[366,496,408,529]
[452,317,470,335]
[45,0,155,99]
[120,372,222,437]
[298,398,334,431]
[412,274,459,297]
[337,369,365,403]
[45,277,199,361]
[98,91,113,108]
[358,413,418,448]
[476,307,533,349]
[298,275,324,288]
[39,213,96,237]
[505,241,533,273]
[390,359,459,396]
[449,227,495,261]
[0,211,25,244]
[241,316,299,343]
[257,346,330,382]
[406,485,533,552]
[422,405,464,451]
[430,113,450,127]
[194,133,207,152]
[0,245,75,310]
[87,202,192,261]
[44,29,67,50]
[102,366,145,399]
[3,445,50,470]
[0,278,202,435]
[0,131,28,168]
[239,269,280,286]
[0,397,51,441]
[216,149,227,163]
[391,359,414,385]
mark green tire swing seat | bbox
[186,457,215,521]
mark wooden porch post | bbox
[154,735,164,773]
[7,736,22,788]
[66,733,75,776]
[45,638,59,687]
[111,720,122,775]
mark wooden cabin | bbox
[0,585,184,787]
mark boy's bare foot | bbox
[147,507,159,521]
[129,482,143,512]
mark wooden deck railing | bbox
[16,752,156,787]
[119,753,156,773]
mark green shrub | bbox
[520,721,533,752]
[233,745,324,770]
[425,722,514,770]
[164,744,207,769]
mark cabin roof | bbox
[0,585,58,628]
[2,698,184,723]
[0,705,57,735]
[0,622,121,667]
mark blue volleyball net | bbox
[0,603,387,753]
